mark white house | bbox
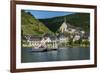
[80,30,85,34]
[68,28,76,34]
[58,33,69,43]
[27,36,42,48]
[73,34,81,42]
[42,34,58,49]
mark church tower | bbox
[59,17,68,33]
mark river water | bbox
[21,47,90,63]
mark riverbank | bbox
[22,45,89,49]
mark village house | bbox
[23,35,42,47]
[23,34,58,49]
[42,34,58,49]
[73,34,81,42]
[57,33,69,43]
[82,33,90,42]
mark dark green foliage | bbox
[39,17,64,33]
[39,13,90,32]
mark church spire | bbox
[64,17,66,23]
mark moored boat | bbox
[32,48,46,52]
[32,47,58,52]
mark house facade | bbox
[23,34,58,49]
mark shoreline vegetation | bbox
[22,40,90,49]
[22,46,89,49]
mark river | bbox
[21,47,90,63]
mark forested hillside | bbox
[21,10,53,36]
[39,13,90,32]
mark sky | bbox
[25,10,75,19]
